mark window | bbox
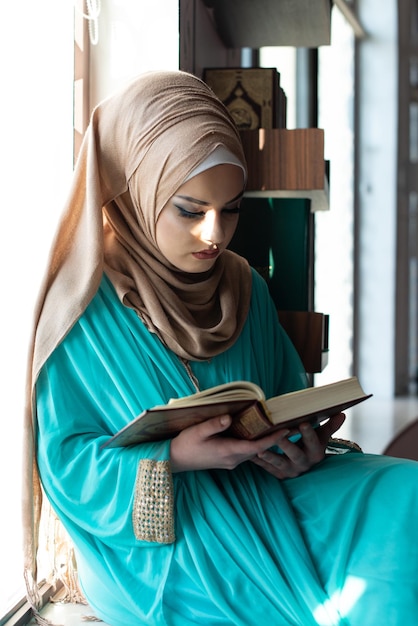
[0,1,179,619]
[260,10,356,440]
[0,1,75,617]
[315,7,355,389]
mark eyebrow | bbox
[174,190,244,206]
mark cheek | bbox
[156,213,189,252]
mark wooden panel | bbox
[241,130,328,213]
[179,0,241,77]
[278,311,329,374]
[179,0,195,74]
[240,128,326,192]
[73,0,90,162]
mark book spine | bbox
[229,402,272,440]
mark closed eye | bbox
[174,204,205,219]
[175,204,241,219]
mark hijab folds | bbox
[33,70,251,376]
[24,70,251,597]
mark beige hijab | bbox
[24,70,252,599]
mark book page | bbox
[266,377,369,424]
[166,380,265,408]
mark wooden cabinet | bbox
[179,0,330,373]
[240,129,328,212]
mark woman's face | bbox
[156,164,244,273]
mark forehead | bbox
[173,164,245,204]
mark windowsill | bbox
[2,593,110,626]
[28,602,110,625]
[1,582,59,626]
[1,597,31,626]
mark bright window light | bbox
[0,1,180,618]
[0,0,74,616]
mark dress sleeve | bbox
[36,330,175,546]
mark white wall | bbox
[0,1,74,612]
[315,8,355,387]
[356,0,397,397]
[89,0,180,108]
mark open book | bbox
[102,376,371,449]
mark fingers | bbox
[172,413,346,477]
[190,414,233,439]
[314,413,346,447]
[252,449,303,479]
[296,423,325,464]
[251,419,339,480]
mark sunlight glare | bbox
[313,576,367,625]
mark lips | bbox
[192,249,220,260]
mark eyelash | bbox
[175,205,241,219]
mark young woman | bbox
[25,70,418,625]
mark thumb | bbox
[219,414,232,429]
[198,414,232,437]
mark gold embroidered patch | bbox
[133,459,175,543]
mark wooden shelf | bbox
[179,1,331,373]
[205,0,332,48]
[278,311,329,374]
[240,129,329,212]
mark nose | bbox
[200,209,223,245]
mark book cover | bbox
[204,67,282,130]
[102,377,371,449]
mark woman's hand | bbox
[169,412,346,476]
[170,414,294,473]
[251,412,346,479]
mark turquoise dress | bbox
[36,269,418,625]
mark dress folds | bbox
[35,269,418,625]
